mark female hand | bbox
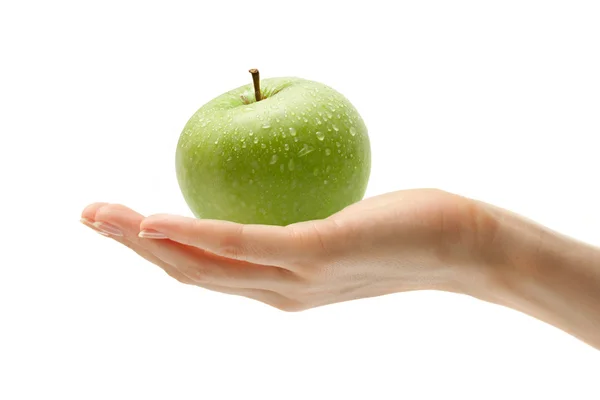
[80,189,492,311]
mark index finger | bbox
[139,214,321,268]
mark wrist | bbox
[460,201,600,348]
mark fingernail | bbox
[80,218,95,228]
[81,218,110,237]
[93,221,123,236]
[138,229,168,239]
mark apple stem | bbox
[249,68,262,102]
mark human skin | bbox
[80,189,600,350]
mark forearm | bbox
[469,204,600,349]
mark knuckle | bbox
[165,270,193,285]
[219,244,245,261]
[188,265,213,283]
[288,221,338,257]
[216,225,247,260]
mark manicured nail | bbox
[81,218,110,236]
[93,221,123,236]
[80,218,95,228]
[138,229,168,239]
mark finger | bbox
[83,205,303,309]
[91,205,299,290]
[86,211,301,309]
[80,202,109,234]
[139,214,323,267]
[108,232,301,310]
[104,233,290,307]
[83,203,194,283]
[81,202,109,221]
[114,235,196,285]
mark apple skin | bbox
[176,76,371,225]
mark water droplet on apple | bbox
[201,122,208,127]
[291,111,296,116]
[281,131,286,138]
[326,112,333,119]
[325,148,331,156]
[244,107,254,112]
[336,142,341,147]
[214,139,219,144]
[296,116,301,121]
[303,118,308,122]
[350,127,357,136]
[288,159,295,171]
[289,127,297,136]
[324,180,329,185]
[316,118,322,125]
[249,131,254,136]
[253,137,259,144]
[313,168,319,176]
[316,131,325,141]
[284,143,290,151]
[294,137,299,142]
[270,154,278,164]
[261,143,266,148]
[332,124,339,132]
[298,144,315,157]
[262,123,271,129]
[242,142,247,148]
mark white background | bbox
[1,0,599,399]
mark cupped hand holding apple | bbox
[81,189,485,310]
[79,71,483,309]
[80,70,600,349]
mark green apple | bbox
[176,70,371,225]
